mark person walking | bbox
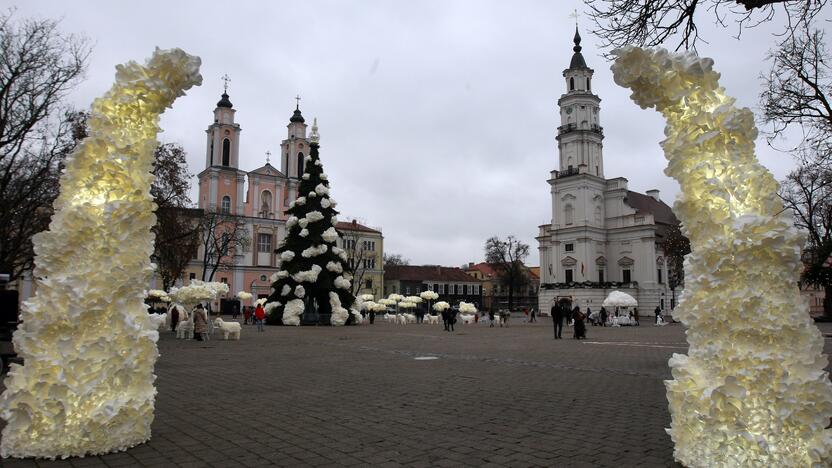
[551,301,566,339]
[254,303,266,332]
[529,307,537,323]
[572,306,587,339]
[193,304,209,341]
[442,308,450,331]
[169,303,180,332]
[654,306,661,325]
[488,309,496,328]
[243,306,251,325]
[600,306,608,327]
[448,306,458,332]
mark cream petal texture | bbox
[612,46,832,467]
[0,48,202,459]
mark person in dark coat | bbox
[442,308,450,331]
[572,306,586,339]
[551,301,566,339]
[529,307,537,323]
[600,306,608,327]
[654,306,661,325]
[169,304,180,332]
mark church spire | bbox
[569,26,588,70]
[290,95,305,123]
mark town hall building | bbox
[537,29,678,316]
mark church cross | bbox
[221,74,231,93]
[295,94,301,109]
[265,150,271,164]
[569,9,580,26]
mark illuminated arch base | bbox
[612,47,832,467]
[0,49,202,459]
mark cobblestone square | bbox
[3,319,831,467]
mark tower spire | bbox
[310,117,319,144]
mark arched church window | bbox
[564,204,574,225]
[569,77,575,91]
[260,190,272,218]
[594,205,602,224]
[221,196,231,214]
[221,138,230,166]
[587,77,591,91]
[297,152,304,178]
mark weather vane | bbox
[265,150,271,164]
[295,94,301,109]
[569,8,580,27]
[221,74,231,93]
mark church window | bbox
[594,205,602,224]
[565,269,574,283]
[564,204,574,225]
[221,138,230,166]
[569,77,575,91]
[297,152,304,178]
[257,233,272,253]
[221,196,231,213]
[260,190,272,218]
[260,275,267,281]
[587,77,591,91]
[622,269,632,283]
[595,166,599,176]
[565,243,574,252]
[657,268,663,284]
[598,270,604,283]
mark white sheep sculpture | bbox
[213,317,242,340]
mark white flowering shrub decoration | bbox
[458,302,477,314]
[263,125,357,325]
[612,46,832,467]
[432,301,450,312]
[0,48,201,459]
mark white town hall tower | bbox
[537,29,679,316]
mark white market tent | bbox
[602,290,638,308]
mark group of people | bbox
[166,302,266,340]
[550,301,587,339]
[585,307,640,326]
[238,304,266,330]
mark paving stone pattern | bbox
[2,319,832,467]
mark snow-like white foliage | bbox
[320,198,331,209]
[602,290,638,308]
[286,216,299,228]
[299,218,309,228]
[334,275,351,290]
[299,228,309,237]
[308,191,317,199]
[236,291,253,302]
[282,299,304,326]
[280,251,295,262]
[405,296,423,304]
[322,227,339,243]
[326,261,343,273]
[387,294,404,302]
[331,246,344,255]
[330,215,339,224]
[26,49,204,459]
[302,244,328,258]
[264,301,280,314]
[398,301,416,309]
[281,285,292,296]
[360,294,375,301]
[320,173,328,180]
[270,272,279,282]
[329,292,349,326]
[295,196,306,206]
[458,302,477,314]
[420,290,439,301]
[305,211,324,223]
[304,155,312,162]
[292,264,323,283]
[275,270,289,279]
[146,289,170,302]
[314,159,322,166]
[294,285,305,298]
[612,46,832,466]
[302,174,310,180]
[329,198,338,208]
[315,184,329,196]
[255,297,268,306]
[433,301,450,312]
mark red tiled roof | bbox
[385,265,480,282]
[336,220,381,234]
[466,262,498,278]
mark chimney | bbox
[352,219,357,225]
[646,189,660,201]
[468,262,474,268]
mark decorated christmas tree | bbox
[265,119,358,326]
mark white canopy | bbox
[602,290,638,308]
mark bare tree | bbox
[779,163,832,316]
[0,11,91,281]
[661,223,692,306]
[383,253,410,267]
[761,28,831,163]
[153,207,201,290]
[199,210,249,282]
[586,0,827,53]
[484,236,530,311]
[340,230,374,297]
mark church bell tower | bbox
[557,28,604,178]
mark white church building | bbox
[537,29,678,316]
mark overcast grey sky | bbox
[9,1,823,267]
